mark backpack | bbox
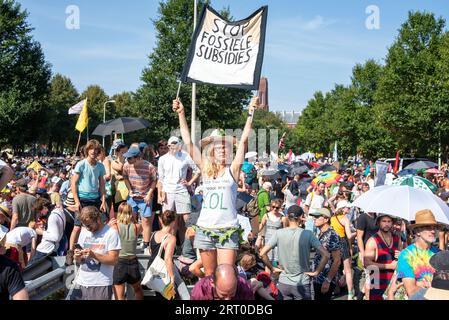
[244,197,260,218]
[245,169,256,185]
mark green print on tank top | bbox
[202,192,228,210]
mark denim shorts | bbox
[193,226,240,250]
[127,197,152,218]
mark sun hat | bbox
[199,129,236,148]
[0,205,11,223]
[408,209,439,230]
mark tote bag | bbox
[141,234,175,300]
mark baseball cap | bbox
[287,205,304,219]
[336,200,351,211]
[123,146,141,159]
[168,136,181,145]
[139,142,148,152]
[310,207,331,218]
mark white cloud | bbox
[303,15,325,30]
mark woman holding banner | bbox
[172,97,258,276]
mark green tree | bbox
[133,0,252,143]
[0,0,51,150]
[376,11,447,159]
[46,74,80,152]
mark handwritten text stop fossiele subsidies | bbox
[196,18,254,65]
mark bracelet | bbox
[324,277,332,283]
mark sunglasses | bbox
[271,206,281,209]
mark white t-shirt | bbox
[76,225,121,287]
[304,192,325,214]
[36,208,66,254]
[6,227,37,247]
[158,151,197,193]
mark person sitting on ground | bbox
[0,225,29,300]
[191,263,254,300]
[238,253,275,300]
[4,221,37,269]
[27,198,66,266]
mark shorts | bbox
[193,226,241,250]
[277,282,312,300]
[163,191,191,214]
[340,236,351,261]
[127,197,152,218]
[71,285,113,300]
[73,198,109,226]
[113,257,141,285]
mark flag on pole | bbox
[75,99,88,132]
[393,150,400,173]
[68,100,85,115]
[333,142,338,162]
[181,5,268,89]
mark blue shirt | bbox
[74,159,106,200]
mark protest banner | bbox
[181,5,268,89]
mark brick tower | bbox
[258,77,269,111]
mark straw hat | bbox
[0,205,11,223]
[408,209,439,230]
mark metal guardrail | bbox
[23,254,168,300]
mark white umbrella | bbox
[352,185,449,226]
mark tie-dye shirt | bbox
[397,244,438,282]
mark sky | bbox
[17,0,449,112]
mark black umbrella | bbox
[317,164,337,172]
[291,165,309,176]
[293,161,313,169]
[92,117,150,137]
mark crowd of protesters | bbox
[1,99,449,301]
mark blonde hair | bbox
[239,253,256,271]
[117,202,133,225]
[202,141,233,178]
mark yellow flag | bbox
[75,99,88,132]
[27,160,42,173]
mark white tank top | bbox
[196,167,238,229]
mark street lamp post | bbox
[103,100,116,147]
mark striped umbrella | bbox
[392,175,437,193]
[311,171,342,187]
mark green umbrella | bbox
[392,175,437,193]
